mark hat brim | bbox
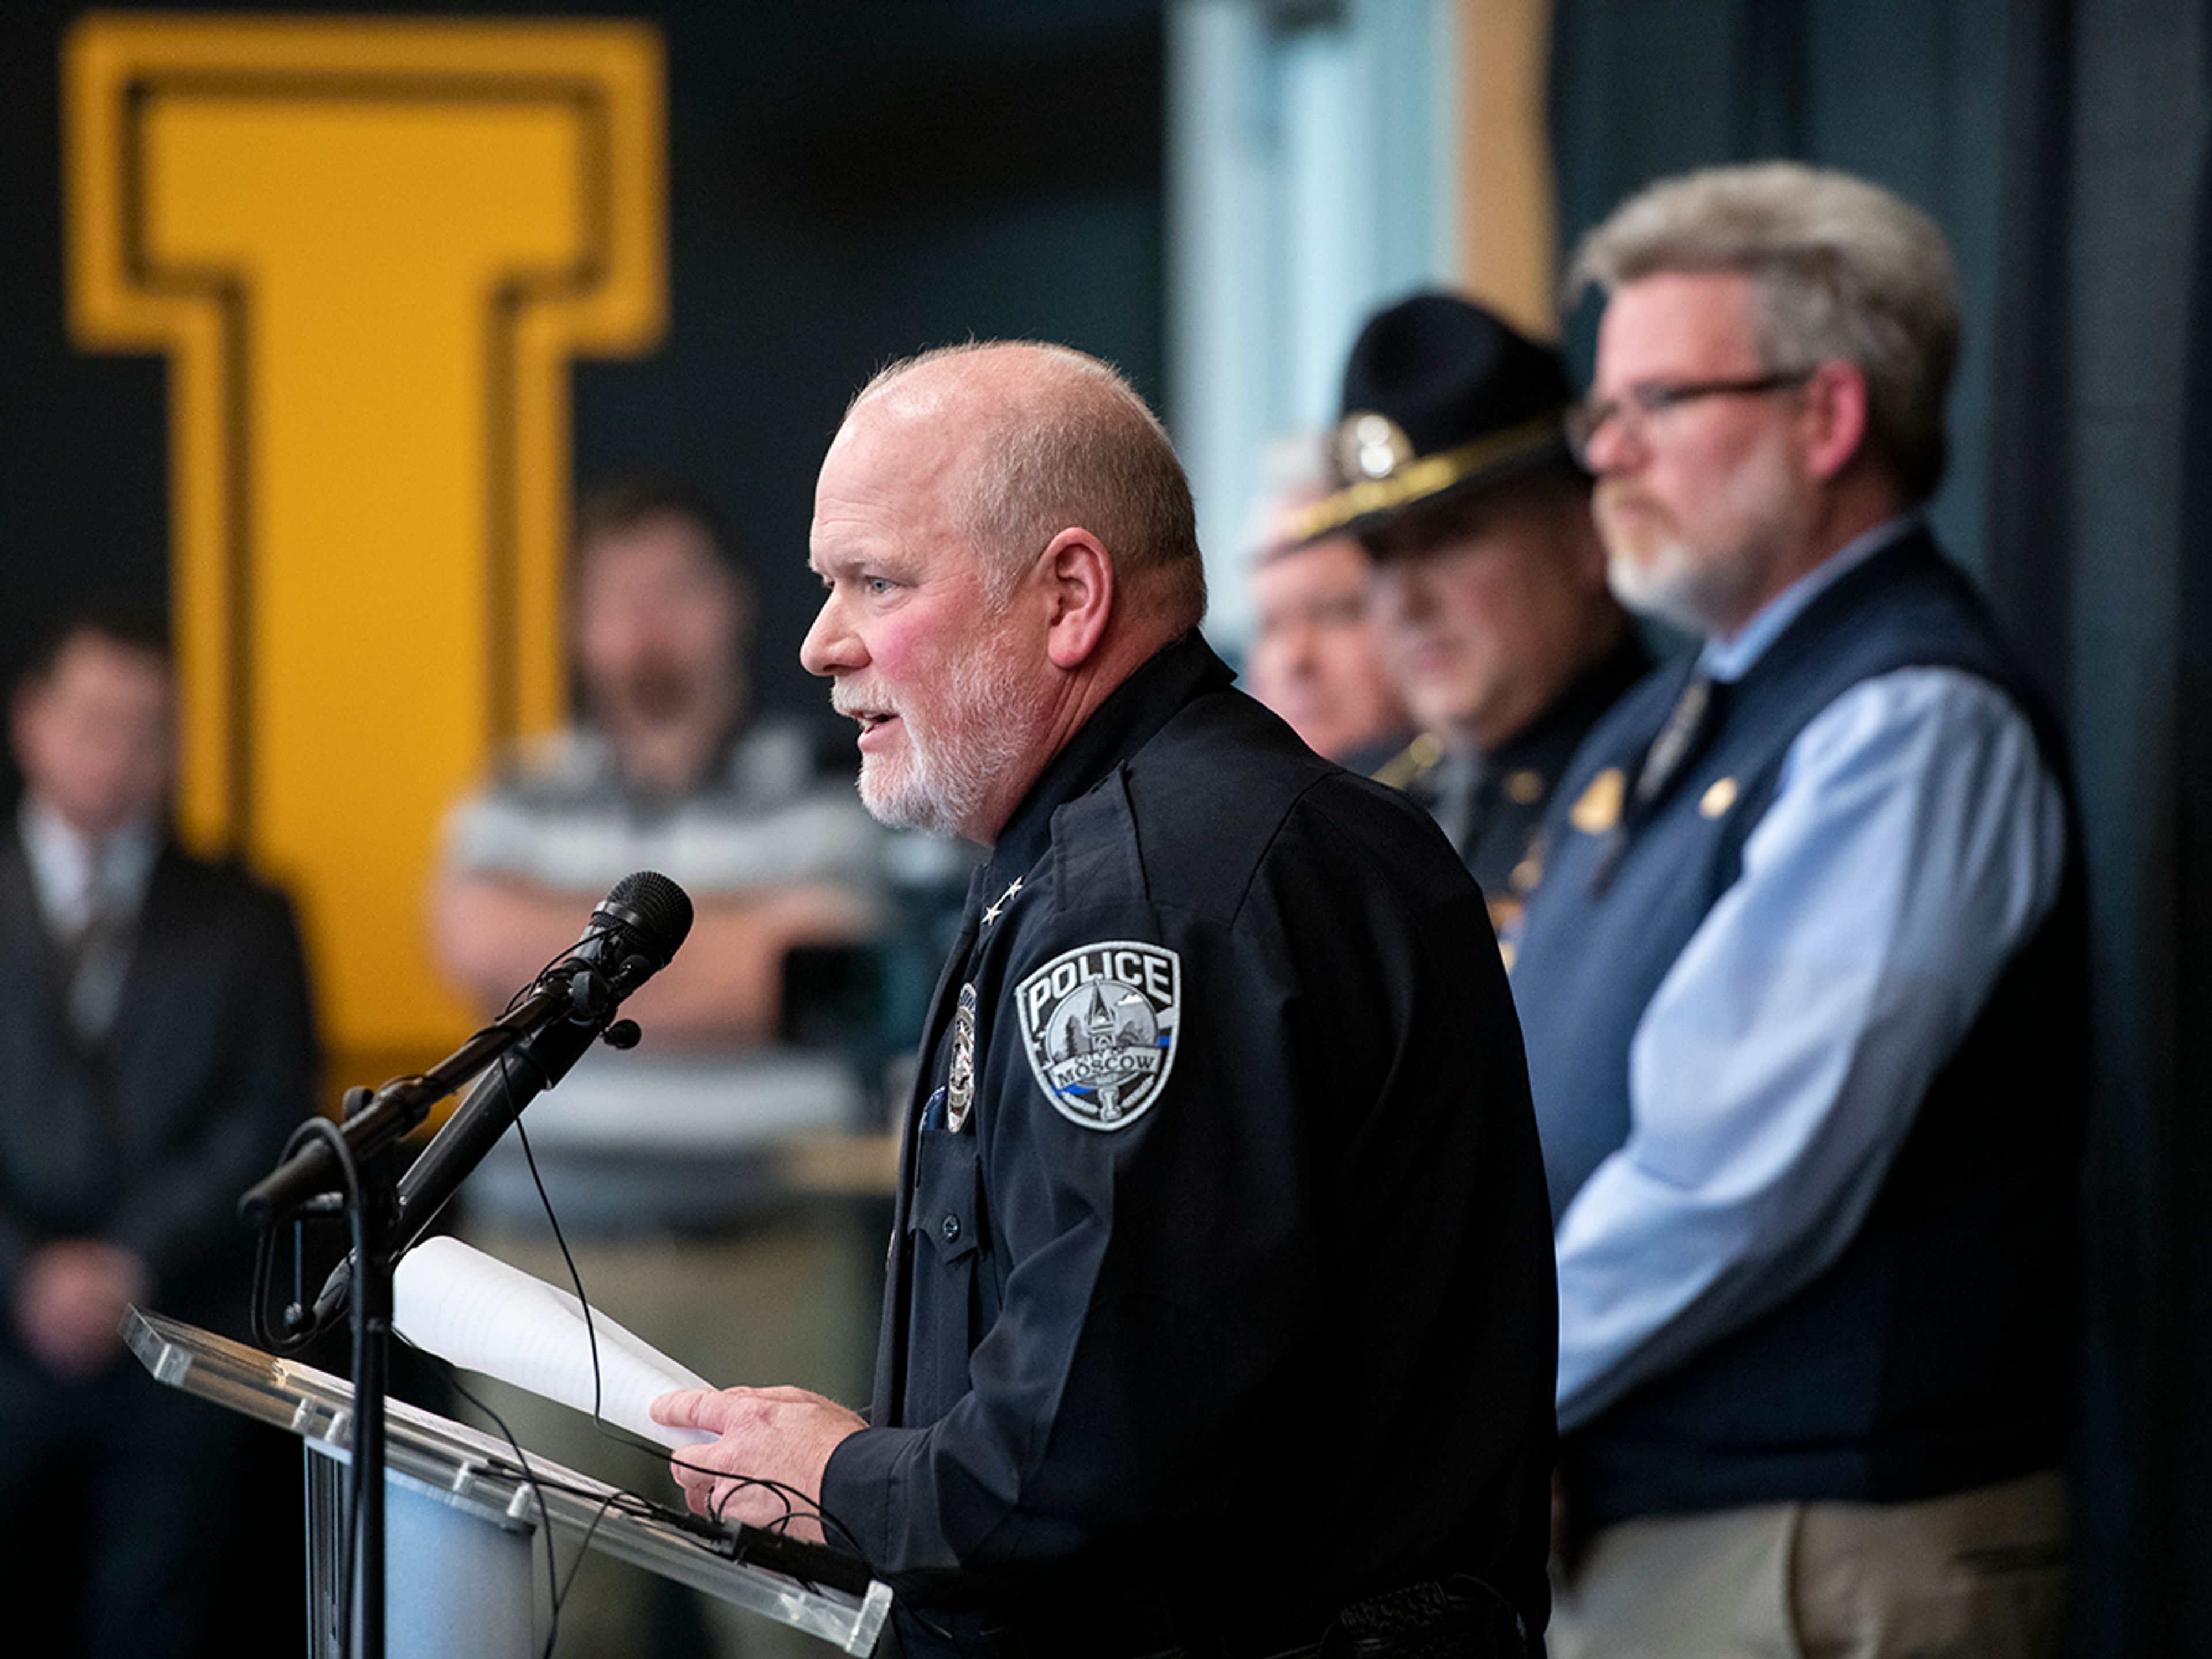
[1284,416,1575,547]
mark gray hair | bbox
[851,342,1207,630]
[1568,162,1960,503]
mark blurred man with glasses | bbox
[1510,164,2084,1657]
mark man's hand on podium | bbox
[653,1384,865,1543]
[13,1238,150,1382]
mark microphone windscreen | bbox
[601,869,694,964]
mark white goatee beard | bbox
[853,639,1040,840]
[1605,537,1713,634]
[1597,454,1801,637]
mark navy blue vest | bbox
[1510,531,2086,1527]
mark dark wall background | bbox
[0,0,1165,757]
[1552,1,2211,1652]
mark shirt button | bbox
[940,1213,962,1243]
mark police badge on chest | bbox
[1016,941,1181,1131]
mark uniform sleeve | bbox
[1554,668,2067,1429]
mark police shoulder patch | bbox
[1014,940,1181,1131]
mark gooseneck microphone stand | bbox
[238,873,692,1659]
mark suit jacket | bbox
[0,830,317,1338]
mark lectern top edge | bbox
[126,1307,892,1656]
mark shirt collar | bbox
[18,795,161,935]
[1700,515,1919,683]
[983,631,1234,889]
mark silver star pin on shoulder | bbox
[982,876,1024,926]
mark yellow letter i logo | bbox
[63,16,666,1077]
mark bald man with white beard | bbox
[652,342,1558,1659]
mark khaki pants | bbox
[1548,1468,2070,1659]
[457,1215,878,1659]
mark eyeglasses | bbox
[1565,368,1816,465]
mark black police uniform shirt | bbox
[819,632,1557,1655]
[1380,631,1650,937]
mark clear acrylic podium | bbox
[126,1308,892,1657]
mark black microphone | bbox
[239,871,692,1232]
[389,869,694,1251]
[278,870,694,1331]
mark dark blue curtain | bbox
[2170,2,2212,1650]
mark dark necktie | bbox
[1430,753,1488,857]
[1591,666,1725,892]
[1641,668,1720,804]
[59,847,136,1046]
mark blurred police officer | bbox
[652,341,1557,1658]
[1291,294,1648,932]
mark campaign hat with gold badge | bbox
[1287,291,1578,547]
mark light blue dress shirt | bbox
[1554,520,2070,1429]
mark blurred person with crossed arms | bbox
[430,478,885,1658]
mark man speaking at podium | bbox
[652,343,1558,1658]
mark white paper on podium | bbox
[393,1236,716,1450]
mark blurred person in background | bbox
[1294,293,1647,934]
[1513,162,2083,1658]
[429,476,884,1658]
[1244,460,1413,766]
[0,605,316,1657]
